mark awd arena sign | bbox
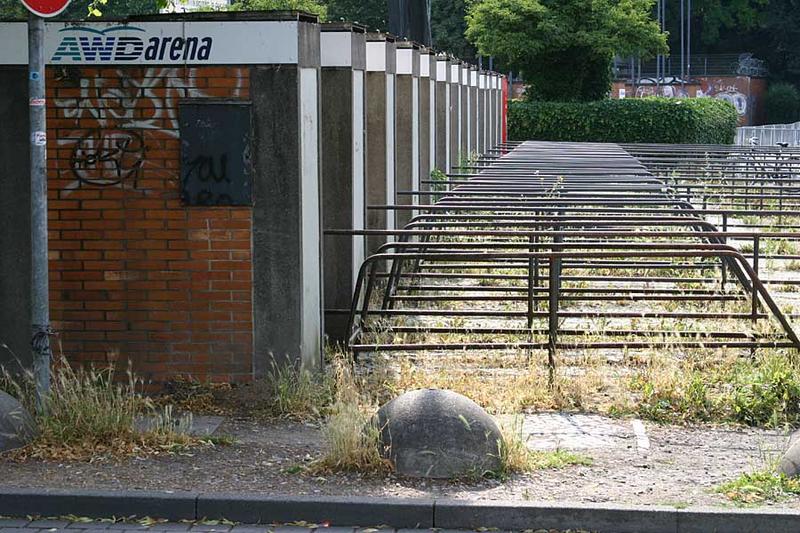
[51,25,214,63]
[0,20,302,65]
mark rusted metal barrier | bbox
[325,141,800,370]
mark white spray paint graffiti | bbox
[53,67,244,193]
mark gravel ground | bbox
[1,415,796,510]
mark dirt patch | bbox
[1,414,796,510]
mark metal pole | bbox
[680,0,685,88]
[656,0,661,86]
[29,13,52,407]
[686,0,691,80]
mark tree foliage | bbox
[325,0,386,30]
[755,0,800,87]
[431,0,474,60]
[465,0,668,101]
[680,0,767,46]
[231,0,327,18]
[764,82,800,124]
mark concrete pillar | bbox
[470,66,479,156]
[449,59,461,172]
[394,41,420,229]
[320,23,367,343]
[418,48,435,205]
[365,33,397,255]
[488,73,497,149]
[0,67,31,373]
[495,74,502,146]
[434,55,451,174]
[478,72,487,155]
[252,18,323,371]
[499,74,506,145]
[459,63,469,163]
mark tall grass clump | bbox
[263,356,333,419]
[0,354,213,460]
[309,352,389,473]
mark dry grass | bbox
[355,349,623,416]
[0,355,226,461]
[308,352,391,474]
[158,357,334,421]
[262,357,334,419]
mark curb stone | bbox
[433,500,677,533]
[196,495,432,528]
[0,488,198,521]
[2,488,800,532]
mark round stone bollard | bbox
[0,390,37,452]
[376,389,504,478]
[778,438,800,477]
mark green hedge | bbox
[508,97,739,144]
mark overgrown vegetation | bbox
[430,168,448,193]
[628,351,800,428]
[159,357,334,421]
[307,352,390,474]
[262,358,334,419]
[230,0,327,18]
[508,98,738,144]
[718,470,800,504]
[0,356,224,460]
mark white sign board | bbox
[162,0,231,12]
[0,20,300,65]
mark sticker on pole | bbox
[20,0,72,18]
[32,131,47,146]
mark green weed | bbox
[718,470,800,504]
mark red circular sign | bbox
[20,0,72,17]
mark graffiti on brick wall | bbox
[634,82,689,98]
[54,67,245,193]
[698,79,748,116]
[70,129,146,188]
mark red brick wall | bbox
[45,65,254,383]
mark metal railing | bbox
[614,53,768,81]
[737,123,800,147]
[324,141,800,371]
